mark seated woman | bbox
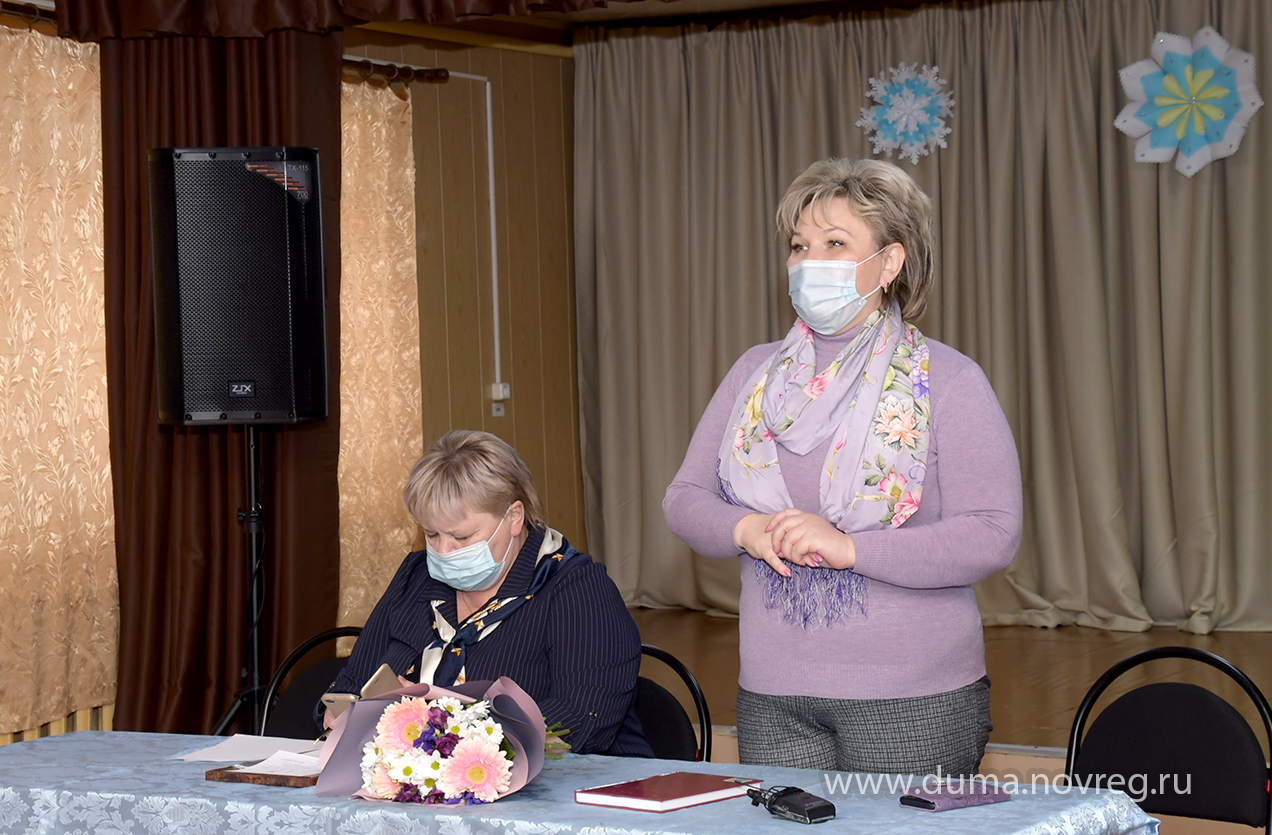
[323,429,653,757]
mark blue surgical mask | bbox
[426,507,514,591]
[788,248,886,335]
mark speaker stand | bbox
[211,425,268,736]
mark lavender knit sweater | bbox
[663,326,1023,700]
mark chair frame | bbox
[640,643,712,762]
[1064,645,1272,832]
[258,626,363,736]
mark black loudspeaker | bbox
[148,146,328,425]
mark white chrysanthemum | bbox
[359,739,381,783]
[456,699,490,722]
[386,748,442,786]
[463,717,505,747]
[434,696,464,716]
[416,768,444,796]
[417,748,447,788]
[361,740,382,768]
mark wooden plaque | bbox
[205,765,319,788]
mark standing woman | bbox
[664,158,1022,775]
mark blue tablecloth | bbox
[0,732,1158,835]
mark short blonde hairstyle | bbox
[776,158,935,321]
[403,430,546,530]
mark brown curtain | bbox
[342,0,655,24]
[57,1,347,39]
[58,0,656,35]
[61,2,344,732]
[574,0,1272,632]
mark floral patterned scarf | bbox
[716,301,931,627]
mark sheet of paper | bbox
[228,750,323,777]
[175,734,322,762]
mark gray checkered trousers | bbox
[736,676,991,775]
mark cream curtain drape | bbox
[338,80,423,630]
[575,0,1272,632]
[0,25,115,733]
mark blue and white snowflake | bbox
[856,63,954,165]
[1115,26,1263,177]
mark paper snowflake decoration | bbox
[1116,26,1263,178]
[856,63,955,166]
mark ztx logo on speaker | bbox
[228,381,255,398]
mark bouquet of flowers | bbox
[363,695,511,803]
[316,677,563,804]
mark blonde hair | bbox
[775,158,935,321]
[402,430,546,530]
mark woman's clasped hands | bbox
[733,509,856,577]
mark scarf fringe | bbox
[756,559,867,627]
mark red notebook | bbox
[575,771,762,812]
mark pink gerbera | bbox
[437,737,512,802]
[375,698,431,756]
[370,762,402,800]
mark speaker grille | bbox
[149,147,327,424]
[173,160,295,414]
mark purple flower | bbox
[434,732,460,757]
[395,784,425,803]
[427,706,449,730]
[910,346,930,399]
[412,724,439,752]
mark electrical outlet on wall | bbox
[491,402,505,417]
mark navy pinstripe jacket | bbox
[328,526,653,757]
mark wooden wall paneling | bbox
[343,31,585,547]
[400,41,456,446]
[486,52,518,457]
[465,54,498,438]
[463,47,510,446]
[497,50,551,523]
[432,51,487,437]
[529,54,583,547]
[559,60,585,551]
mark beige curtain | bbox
[0,24,115,733]
[338,79,424,629]
[575,0,1272,632]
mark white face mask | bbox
[425,507,514,592]
[788,248,886,335]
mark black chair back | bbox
[636,643,712,762]
[636,677,699,760]
[1066,647,1272,830]
[259,626,363,738]
[263,656,351,739]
